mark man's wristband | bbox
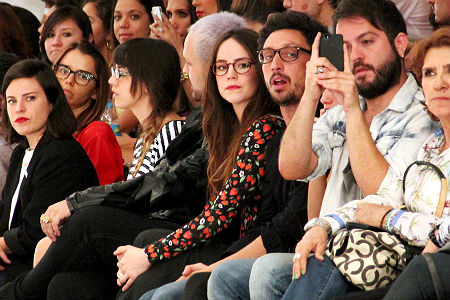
[304,218,332,236]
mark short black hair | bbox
[259,11,328,49]
[2,60,77,145]
[40,6,93,64]
[333,0,406,45]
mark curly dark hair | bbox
[259,11,328,50]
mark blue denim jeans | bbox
[282,255,357,300]
[249,253,293,300]
[208,258,257,300]
[138,280,187,300]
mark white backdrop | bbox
[3,0,45,21]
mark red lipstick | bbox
[15,117,29,123]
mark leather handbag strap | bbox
[423,253,445,300]
[403,161,447,217]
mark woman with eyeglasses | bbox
[0,38,186,299]
[53,41,124,185]
[114,28,282,299]
[0,29,281,300]
[0,59,98,285]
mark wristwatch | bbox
[304,218,332,236]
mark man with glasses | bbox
[137,12,328,300]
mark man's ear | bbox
[91,89,97,100]
[393,32,409,58]
[88,34,94,44]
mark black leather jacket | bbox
[66,108,208,224]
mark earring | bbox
[106,40,113,51]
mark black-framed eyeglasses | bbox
[257,46,311,64]
[212,58,254,76]
[111,66,131,79]
[53,64,97,85]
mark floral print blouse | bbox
[145,115,283,263]
[324,128,449,247]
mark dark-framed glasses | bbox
[111,66,131,79]
[212,58,254,76]
[257,46,311,64]
[53,64,97,85]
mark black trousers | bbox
[383,252,450,300]
[0,206,180,300]
[116,229,228,300]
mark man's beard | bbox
[355,50,402,100]
[271,92,300,107]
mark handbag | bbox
[325,222,422,291]
[325,160,447,291]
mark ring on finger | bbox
[293,253,301,262]
[315,66,325,74]
[40,214,52,224]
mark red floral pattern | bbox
[145,115,283,263]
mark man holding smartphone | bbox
[231,0,439,299]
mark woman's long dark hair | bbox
[202,29,279,198]
[54,41,109,132]
[2,60,77,146]
[113,38,181,177]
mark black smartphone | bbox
[319,34,344,71]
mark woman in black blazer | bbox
[0,60,98,284]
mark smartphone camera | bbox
[152,6,163,20]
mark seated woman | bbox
[238,28,449,300]
[54,41,124,185]
[0,38,188,299]
[114,28,282,300]
[0,29,282,300]
[112,0,165,135]
[0,59,98,285]
[40,5,94,65]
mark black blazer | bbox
[0,136,99,255]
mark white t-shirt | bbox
[8,149,34,229]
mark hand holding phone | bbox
[319,34,344,71]
[151,6,164,21]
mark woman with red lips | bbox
[53,41,124,185]
[40,6,94,65]
[0,60,98,285]
[191,0,231,18]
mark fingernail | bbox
[301,269,305,275]
[319,255,324,260]
[294,273,299,280]
[292,275,295,281]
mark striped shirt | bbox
[127,120,184,179]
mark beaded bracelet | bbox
[380,209,392,228]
